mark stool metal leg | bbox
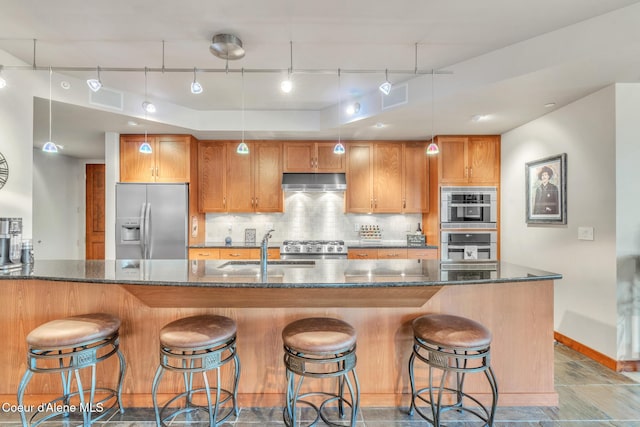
[151,364,165,426]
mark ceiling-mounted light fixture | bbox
[346,102,360,116]
[210,33,245,60]
[426,69,439,156]
[42,67,58,153]
[86,66,102,92]
[280,41,294,93]
[237,70,250,155]
[379,69,392,95]
[333,69,345,155]
[139,67,153,154]
[190,67,203,94]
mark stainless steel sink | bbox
[218,260,316,269]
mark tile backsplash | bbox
[205,192,422,244]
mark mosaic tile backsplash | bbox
[205,192,422,244]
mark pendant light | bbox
[333,69,345,155]
[42,67,58,153]
[236,70,249,154]
[379,69,392,95]
[86,66,102,92]
[426,70,439,155]
[280,41,294,93]
[190,67,203,94]
[139,68,153,154]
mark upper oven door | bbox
[441,186,497,229]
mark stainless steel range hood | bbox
[281,173,347,192]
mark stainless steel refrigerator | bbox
[115,183,188,259]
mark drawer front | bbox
[377,248,408,259]
[267,248,281,259]
[188,248,220,260]
[347,248,378,259]
[219,248,260,259]
[407,248,438,260]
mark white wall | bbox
[614,84,640,360]
[0,52,36,237]
[501,84,626,360]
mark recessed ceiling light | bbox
[374,122,385,128]
[471,114,489,122]
[127,120,139,126]
[544,102,556,108]
[346,102,360,115]
[60,81,71,90]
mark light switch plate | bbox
[578,226,594,241]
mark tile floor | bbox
[2,342,639,426]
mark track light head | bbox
[191,81,203,94]
[379,81,392,95]
[280,78,293,93]
[86,78,102,92]
[142,101,156,113]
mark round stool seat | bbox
[160,314,236,349]
[412,314,491,349]
[282,317,356,354]
[26,313,121,348]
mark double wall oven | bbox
[440,186,498,262]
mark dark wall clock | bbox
[0,151,8,189]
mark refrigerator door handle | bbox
[145,202,152,259]
[139,203,147,259]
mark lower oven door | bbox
[441,231,497,261]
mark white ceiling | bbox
[2,0,640,158]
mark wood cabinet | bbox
[403,142,429,213]
[120,135,191,182]
[189,247,280,260]
[283,142,345,173]
[347,247,436,259]
[437,135,500,185]
[346,142,428,213]
[198,141,283,213]
[227,141,283,213]
[188,248,220,260]
[198,141,227,212]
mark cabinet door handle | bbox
[469,167,473,177]
[156,166,159,176]
[223,197,226,208]
[370,199,373,209]
[150,167,154,177]
[310,158,314,168]
[198,252,210,257]
[229,253,241,257]
[374,198,377,208]
[465,166,469,178]
[403,199,406,209]
[255,197,259,207]
[251,198,254,207]
[357,253,368,258]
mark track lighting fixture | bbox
[280,77,293,93]
[190,68,203,94]
[379,69,391,95]
[42,67,58,153]
[86,66,102,92]
[426,70,439,156]
[237,70,249,155]
[141,68,156,114]
[333,70,345,155]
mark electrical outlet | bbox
[354,223,360,232]
[406,223,412,232]
[578,226,594,241]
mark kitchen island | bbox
[0,259,560,408]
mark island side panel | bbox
[0,279,556,407]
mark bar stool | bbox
[282,317,360,427]
[151,314,240,427]
[408,313,498,426]
[17,313,126,427]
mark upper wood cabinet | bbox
[283,141,345,173]
[120,135,192,183]
[198,141,227,212]
[346,142,428,213]
[437,135,500,185]
[403,142,429,213]
[227,141,283,213]
[199,141,283,213]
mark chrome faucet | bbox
[260,229,275,279]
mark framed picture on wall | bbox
[525,153,567,224]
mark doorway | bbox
[85,164,105,259]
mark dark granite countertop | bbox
[1,259,561,288]
[191,241,438,250]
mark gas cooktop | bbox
[280,240,347,258]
